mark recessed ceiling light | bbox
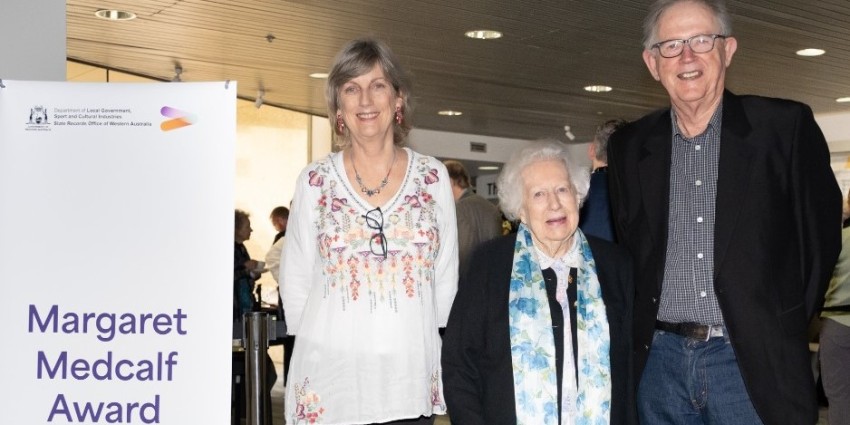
[837,97,850,103]
[584,85,613,93]
[465,30,502,40]
[438,110,463,116]
[309,72,328,79]
[796,48,825,57]
[478,166,500,171]
[94,9,136,21]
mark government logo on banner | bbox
[26,105,51,131]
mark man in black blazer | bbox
[608,1,841,424]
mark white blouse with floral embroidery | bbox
[280,148,459,424]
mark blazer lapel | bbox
[638,113,673,258]
[714,91,755,275]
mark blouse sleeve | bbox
[279,168,318,335]
[431,160,459,327]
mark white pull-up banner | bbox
[0,80,236,424]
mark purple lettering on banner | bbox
[36,351,179,382]
[47,393,161,423]
[26,304,189,341]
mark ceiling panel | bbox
[67,0,850,143]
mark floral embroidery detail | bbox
[306,152,443,309]
[308,170,324,187]
[347,255,361,300]
[404,194,421,208]
[431,370,446,410]
[293,378,325,424]
[402,253,415,297]
[424,168,439,184]
[331,197,347,212]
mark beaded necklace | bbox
[351,147,396,197]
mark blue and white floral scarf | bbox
[509,224,611,424]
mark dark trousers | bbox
[282,335,295,386]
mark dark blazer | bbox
[442,233,636,425]
[580,167,616,242]
[607,91,842,425]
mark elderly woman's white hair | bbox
[497,139,590,221]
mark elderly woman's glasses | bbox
[363,207,387,258]
[651,34,727,58]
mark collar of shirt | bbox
[670,101,724,140]
[535,235,580,270]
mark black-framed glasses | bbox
[651,34,727,58]
[363,207,387,258]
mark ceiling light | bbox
[94,9,136,21]
[438,110,463,116]
[837,97,850,103]
[478,166,500,171]
[465,30,502,40]
[796,48,825,57]
[584,85,613,93]
[309,73,329,79]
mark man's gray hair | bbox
[643,0,732,50]
[497,139,590,221]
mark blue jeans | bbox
[637,329,764,424]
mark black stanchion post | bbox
[243,311,271,425]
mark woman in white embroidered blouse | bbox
[280,38,458,425]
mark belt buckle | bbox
[704,325,723,341]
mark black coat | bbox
[607,91,842,425]
[441,233,636,425]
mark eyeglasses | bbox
[651,34,727,58]
[363,207,387,258]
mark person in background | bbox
[234,209,261,318]
[233,209,277,396]
[271,206,289,242]
[443,159,503,276]
[266,206,290,283]
[264,205,294,386]
[607,1,841,424]
[820,189,850,425]
[442,140,635,425]
[280,37,458,425]
[578,119,627,242]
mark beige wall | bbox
[235,102,309,291]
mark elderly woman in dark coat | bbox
[442,140,636,425]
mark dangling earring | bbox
[395,107,403,125]
[336,115,345,134]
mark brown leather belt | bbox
[656,320,724,341]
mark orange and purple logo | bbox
[160,106,198,131]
